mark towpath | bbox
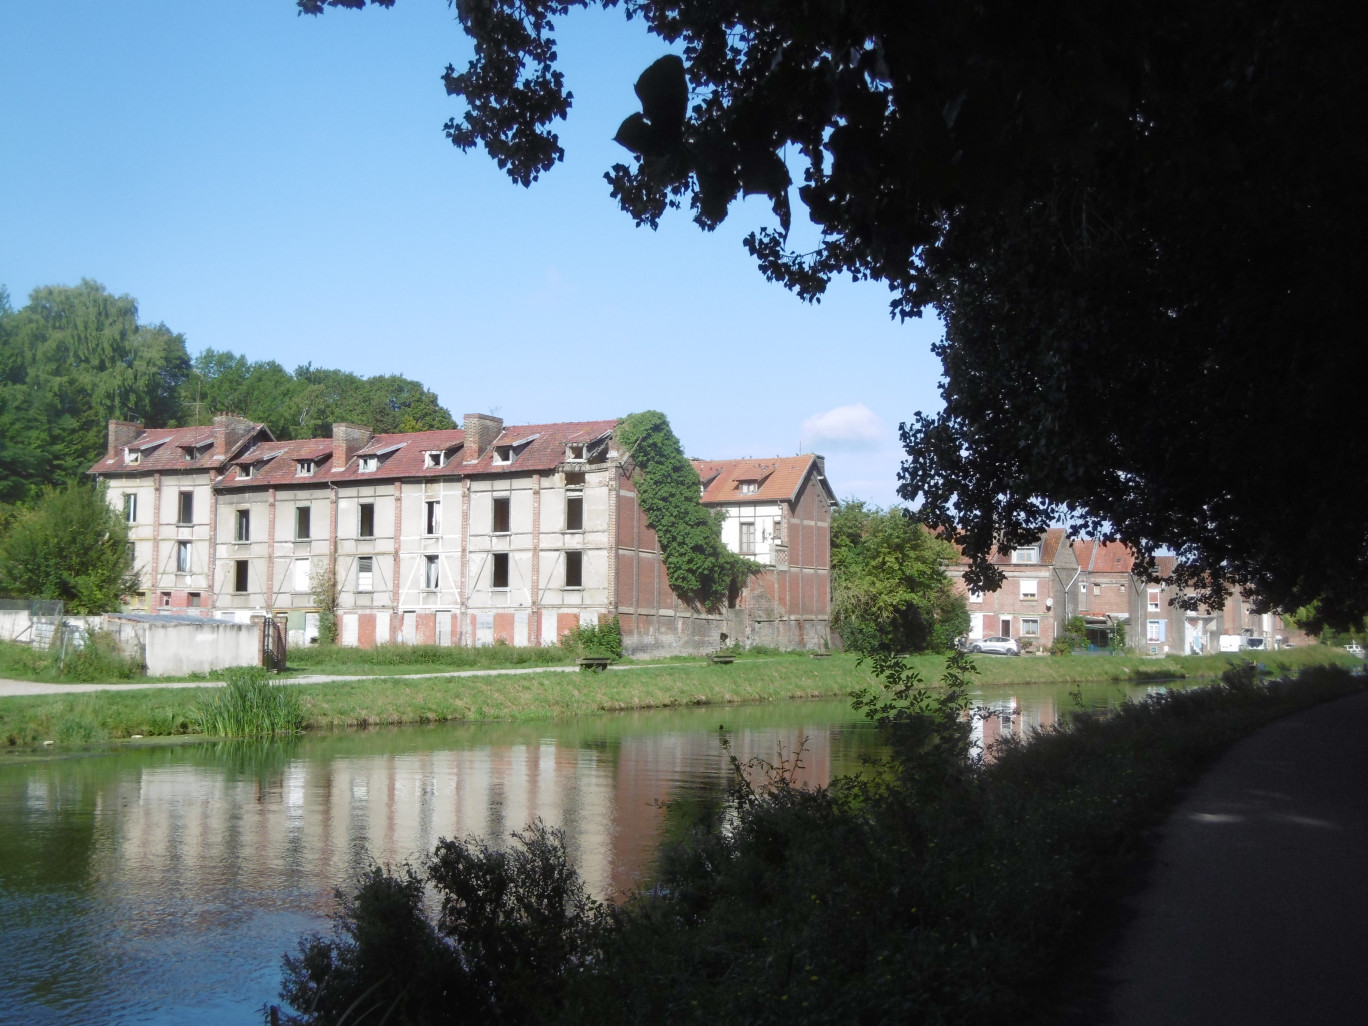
[0,662,657,697]
[1098,689,1368,1024]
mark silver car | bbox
[969,636,1021,656]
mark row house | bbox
[92,416,833,655]
[948,529,1080,651]
[1140,558,1308,654]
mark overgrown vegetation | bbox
[830,499,968,655]
[617,411,760,608]
[286,642,577,674]
[0,633,142,684]
[309,563,340,646]
[559,615,623,661]
[273,656,1365,1025]
[0,481,139,611]
[193,666,302,737]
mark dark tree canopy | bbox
[301,0,1368,628]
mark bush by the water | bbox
[559,615,623,661]
[194,667,302,737]
[273,656,1365,1025]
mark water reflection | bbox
[0,681,1167,1025]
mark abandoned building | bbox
[90,415,833,655]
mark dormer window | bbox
[238,463,255,480]
[738,481,759,494]
[1011,547,1041,564]
[124,448,141,465]
[566,443,586,462]
[493,445,514,464]
[359,456,378,473]
[296,459,315,477]
[425,451,447,469]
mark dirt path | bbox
[1098,689,1368,1024]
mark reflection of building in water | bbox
[973,695,1060,755]
[78,724,849,911]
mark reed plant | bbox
[193,667,303,737]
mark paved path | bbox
[0,662,646,697]
[1100,689,1368,1025]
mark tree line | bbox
[0,279,455,505]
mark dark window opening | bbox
[296,506,311,539]
[188,592,201,608]
[359,503,375,538]
[177,490,194,525]
[492,496,510,533]
[566,494,583,531]
[492,552,509,589]
[159,591,172,607]
[234,560,249,593]
[235,509,250,542]
[565,551,583,588]
[564,472,585,486]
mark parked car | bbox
[1345,642,1366,658]
[969,636,1021,656]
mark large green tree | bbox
[0,281,191,499]
[0,481,140,612]
[830,501,967,655]
[299,0,1368,629]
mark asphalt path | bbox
[1099,689,1368,1025]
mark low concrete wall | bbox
[0,610,32,643]
[104,615,259,676]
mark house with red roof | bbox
[948,529,1080,651]
[92,415,833,654]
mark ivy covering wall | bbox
[617,411,760,609]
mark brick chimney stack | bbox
[107,420,142,458]
[463,413,504,461]
[332,422,373,469]
[212,414,256,459]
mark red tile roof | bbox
[1072,540,1137,574]
[88,423,271,475]
[690,455,829,505]
[459,420,619,476]
[954,527,1071,566]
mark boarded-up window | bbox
[565,551,583,588]
[492,496,510,533]
[1020,579,1038,599]
[235,509,250,542]
[296,506,311,539]
[188,592,201,608]
[294,558,310,593]
[177,490,194,524]
[359,503,375,538]
[234,560,249,592]
[565,494,583,531]
[357,556,373,592]
[492,552,509,589]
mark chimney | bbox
[107,419,142,458]
[463,413,504,461]
[213,414,256,458]
[332,422,373,469]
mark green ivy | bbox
[617,411,760,609]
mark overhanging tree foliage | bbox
[300,0,1368,629]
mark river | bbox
[0,680,1168,1024]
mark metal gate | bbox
[260,616,287,671]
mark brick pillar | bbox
[392,480,402,615]
[151,472,162,594]
[459,478,471,646]
[530,474,541,643]
[606,467,618,617]
[266,487,277,607]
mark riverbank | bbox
[0,648,1357,747]
[270,662,1368,1026]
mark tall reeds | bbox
[193,666,303,737]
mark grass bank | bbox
[2,648,1359,746]
[271,661,1368,1026]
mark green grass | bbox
[284,641,579,676]
[0,635,144,684]
[1,647,1357,747]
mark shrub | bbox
[559,615,623,661]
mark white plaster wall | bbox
[141,621,258,676]
[714,501,785,564]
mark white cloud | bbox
[800,403,885,451]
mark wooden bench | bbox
[809,652,832,659]
[578,656,612,672]
[707,653,735,665]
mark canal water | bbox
[0,680,1166,1025]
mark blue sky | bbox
[1,0,946,506]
